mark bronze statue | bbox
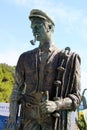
[4,9,81,130]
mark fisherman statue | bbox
[4,9,81,130]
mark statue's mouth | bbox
[34,34,38,41]
[34,33,39,37]
[30,34,38,45]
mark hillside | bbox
[0,63,15,102]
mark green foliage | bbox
[0,63,15,102]
[76,111,87,130]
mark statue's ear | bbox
[49,24,52,29]
[48,24,54,32]
[46,24,51,32]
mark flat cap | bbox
[29,9,55,26]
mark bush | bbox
[0,63,15,102]
[76,111,87,130]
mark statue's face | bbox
[31,18,50,42]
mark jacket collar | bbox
[39,43,57,52]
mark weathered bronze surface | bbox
[4,9,81,130]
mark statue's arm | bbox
[55,54,81,111]
[68,54,81,110]
[5,54,25,130]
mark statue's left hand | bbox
[4,119,18,130]
[40,100,57,114]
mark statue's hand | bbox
[40,100,57,113]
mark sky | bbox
[0,0,87,94]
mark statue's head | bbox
[29,9,55,43]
